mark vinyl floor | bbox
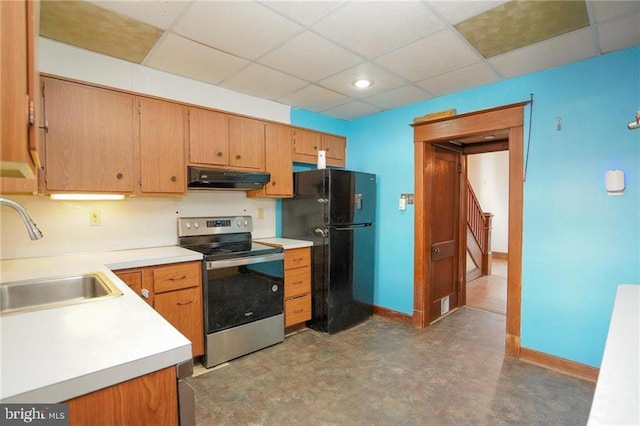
[187,308,595,425]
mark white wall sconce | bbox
[605,169,625,195]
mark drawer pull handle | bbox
[293,258,303,262]
[293,309,304,313]
[293,280,303,285]
[169,275,187,281]
[176,299,194,306]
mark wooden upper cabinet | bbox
[321,134,346,164]
[293,129,322,158]
[0,0,39,187]
[228,116,265,170]
[187,107,229,166]
[292,128,346,167]
[190,112,265,171]
[248,123,293,198]
[42,77,136,193]
[138,98,186,195]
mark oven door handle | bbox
[205,252,284,270]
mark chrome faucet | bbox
[0,197,43,240]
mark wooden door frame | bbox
[412,102,526,357]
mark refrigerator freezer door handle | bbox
[333,223,373,231]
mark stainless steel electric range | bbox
[178,216,284,368]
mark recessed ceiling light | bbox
[352,79,372,89]
[483,135,496,140]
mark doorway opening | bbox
[412,102,526,357]
[465,150,509,316]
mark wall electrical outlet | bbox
[257,208,264,220]
[89,210,102,226]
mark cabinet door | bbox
[293,129,321,157]
[0,0,37,181]
[66,367,178,426]
[43,78,135,192]
[114,268,153,306]
[228,116,265,170]
[249,123,293,198]
[188,107,228,166]
[322,134,346,166]
[154,287,204,356]
[139,98,186,195]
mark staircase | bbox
[466,178,493,282]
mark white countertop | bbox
[256,238,313,250]
[588,284,640,425]
[0,246,202,403]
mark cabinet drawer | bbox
[285,267,310,299]
[284,247,311,270]
[153,262,201,293]
[285,294,311,327]
[154,286,204,356]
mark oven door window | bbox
[206,259,284,333]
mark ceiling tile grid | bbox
[39,0,640,120]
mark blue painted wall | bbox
[291,47,640,368]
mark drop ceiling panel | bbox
[375,29,483,81]
[317,63,406,98]
[260,1,342,26]
[417,62,501,97]
[87,0,188,30]
[598,13,640,54]
[427,1,508,25]
[312,1,445,59]
[145,33,249,85]
[489,28,596,78]
[279,85,351,112]
[258,31,364,82]
[172,2,303,60]
[40,0,162,64]
[363,85,432,111]
[322,101,382,120]
[456,1,590,58]
[219,64,308,100]
[592,1,640,23]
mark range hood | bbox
[187,167,270,190]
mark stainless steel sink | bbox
[0,273,123,315]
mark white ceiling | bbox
[75,1,640,120]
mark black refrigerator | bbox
[282,169,376,333]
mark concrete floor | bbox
[188,308,595,425]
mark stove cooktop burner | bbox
[177,216,281,261]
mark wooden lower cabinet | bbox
[114,261,204,357]
[66,366,178,426]
[284,247,312,328]
[155,287,204,357]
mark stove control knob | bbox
[185,222,191,229]
[237,219,242,227]
[244,219,249,227]
[194,222,199,229]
